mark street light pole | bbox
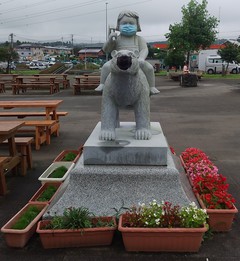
[105,2,108,41]
[85,48,87,70]
[105,2,108,61]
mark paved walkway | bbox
[0,76,240,260]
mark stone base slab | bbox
[83,122,168,166]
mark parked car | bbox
[0,62,16,70]
[28,62,47,70]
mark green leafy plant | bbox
[122,200,208,229]
[180,203,208,228]
[45,207,115,230]
[11,206,41,230]
[37,185,57,202]
[62,152,77,161]
[48,166,68,178]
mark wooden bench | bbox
[12,82,59,95]
[0,82,5,93]
[0,111,68,120]
[34,74,70,89]
[0,156,21,195]
[73,75,100,95]
[1,137,34,177]
[0,74,18,91]
[17,120,58,150]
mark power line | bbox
[0,0,106,23]
[0,0,153,28]
[0,0,17,5]
[0,0,57,14]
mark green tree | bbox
[0,46,19,73]
[147,45,155,59]
[164,49,185,70]
[218,42,240,75]
[165,0,219,63]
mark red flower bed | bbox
[181,148,236,210]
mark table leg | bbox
[0,162,7,195]
[8,137,17,156]
[7,137,19,175]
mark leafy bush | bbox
[45,207,115,229]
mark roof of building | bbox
[152,43,168,49]
[78,48,102,54]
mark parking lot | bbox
[0,75,240,260]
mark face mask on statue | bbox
[119,24,137,36]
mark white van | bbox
[206,55,239,74]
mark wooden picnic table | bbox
[34,74,70,89]
[0,74,18,82]
[12,75,59,94]
[0,100,63,150]
[0,74,18,93]
[75,75,100,82]
[74,75,100,95]
[0,121,24,195]
[0,100,63,120]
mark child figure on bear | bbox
[95,10,159,95]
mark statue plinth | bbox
[44,122,197,218]
[84,122,168,166]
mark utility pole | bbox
[9,33,14,49]
[71,34,74,55]
[8,33,14,73]
[61,37,65,62]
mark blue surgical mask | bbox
[120,24,137,36]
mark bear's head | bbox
[110,50,139,74]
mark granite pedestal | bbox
[45,122,196,217]
[83,122,168,166]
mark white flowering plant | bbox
[122,200,208,229]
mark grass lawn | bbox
[155,70,240,79]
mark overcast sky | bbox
[0,0,239,44]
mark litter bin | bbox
[180,73,198,87]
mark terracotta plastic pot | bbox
[118,214,208,252]
[1,203,48,248]
[53,150,81,163]
[196,193,238,232]
[29,182,62,204]
[37,216,117,249]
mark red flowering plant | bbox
[186,160,218,181]
[181,148,212,167]
[193,174,235,209]
[181,148,236,210]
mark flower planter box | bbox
[179,155,194,187]
[37,217,117,249]
[196,194,238,232]
[118,214,207,252]
[29,182,62,204]
[179,155,187,170]
[1,203,48,248]
[53,150,81,163]
[38,162,75,184]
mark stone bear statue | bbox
[99,49,152,141]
